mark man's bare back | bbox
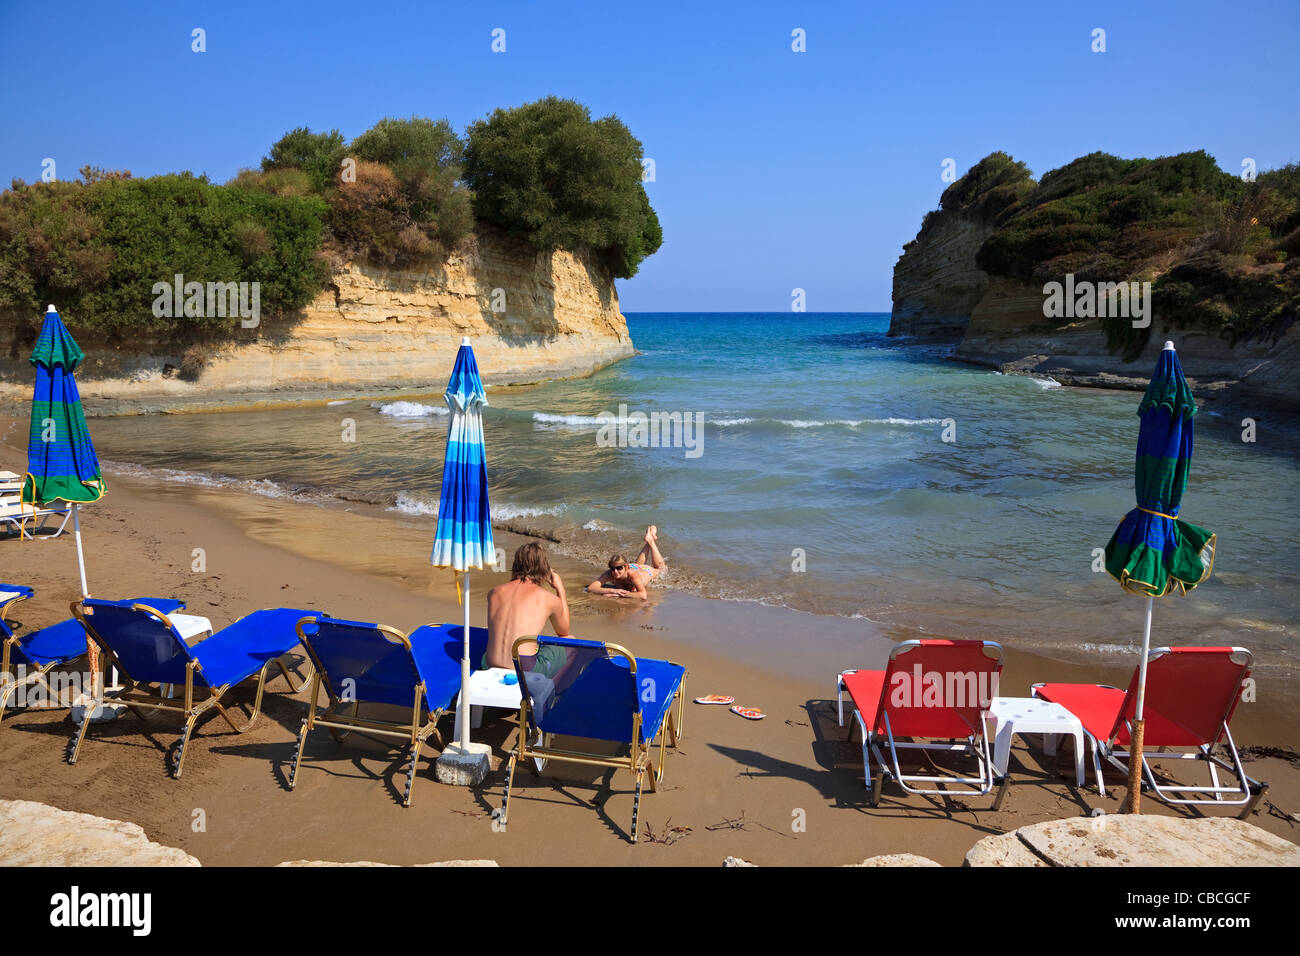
[485,544,571,669]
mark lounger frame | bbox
[0,587,52,721]
[287,619,446,807]
[70,601,311,777]
[1,503,72,539]
[1031,647,1267,818]
[837,640,1003,805]
[499,637,685,842]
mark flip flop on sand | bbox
[730,706,765,720]
[693,694,736,705]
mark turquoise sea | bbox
[92,313,1300,678]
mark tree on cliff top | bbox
[262,127,347,193]
[259,118,474,266]
[938,152,1035,222]
[349,116,474,254]
[463,96,662,279]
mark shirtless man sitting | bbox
[586,526,666,600]
[484,542,571,670]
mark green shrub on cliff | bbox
[463,97,662,278]
[0,171,329,334]
[939,151,1035,221]
[975,151,1240,283]
[956,149,1297,358]
[262,127,348,193]
[346,116,475,260]
[0,179,106,314]
[0,98,662,334]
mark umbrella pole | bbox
[1124,595,1154,813]
[72,504,102,698]
[73,503,89,597]
[459,570,471,751]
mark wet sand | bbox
[2,419,1297,866]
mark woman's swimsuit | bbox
[626,562,659,581]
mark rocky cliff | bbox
[890,222,1299,414]
[0,231,633,411]
[889,215,996,339]
[954,277,1287,401]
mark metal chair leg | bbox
[1240,781,1268,820]
[631,768,645,843]
[288,718,309,790]
[500,753,517,829]
[67,708,92,764]
[402,739,421,807]
[171,715,199,778]
[0,675,23,722]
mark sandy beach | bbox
[3,416,1297,866]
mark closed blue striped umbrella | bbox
[430,338,494,750]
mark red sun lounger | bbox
[837,639,1003,804]
[1032,646,1266,817]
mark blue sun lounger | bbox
[1,586,184,724]
[499,635,686,842]
[288,617,488,806]
[71,599,318,777]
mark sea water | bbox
[90,313,1300,677]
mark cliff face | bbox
[891,232,1299,413]
[955,278,1286,403]
[0,231,633,410]
[889,215,996,339]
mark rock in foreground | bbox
[0,799,200,867]
[966,815,1300,867]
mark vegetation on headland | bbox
[921,151,1300,359]
[0,98,661,339]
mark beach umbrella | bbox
[430,337,494,752]
[22,305,106,690]
[1103,341,1215,812]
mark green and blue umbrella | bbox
[22,306,105,510]
[1102,341,1215,812]
[1104,343,1214,596]
[22,306,104,695]
[430,338,494,750]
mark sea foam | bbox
[532,412,605,428]
[378,401,448,418]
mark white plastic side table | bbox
[987,696,1086,786]
[169,614,214,645]
[452,667,522,741]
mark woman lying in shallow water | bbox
[586,526,666,600]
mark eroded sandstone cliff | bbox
[0,231,633,411]
[889,215,995,339]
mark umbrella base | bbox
[70,694,125,725]
[435,742,491,787]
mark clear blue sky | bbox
[2,0,1297,311]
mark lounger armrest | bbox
[137,598,185,614]
[1,585,34,625]
[603,641,637,675]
